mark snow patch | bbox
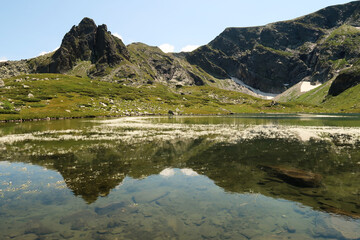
[300,81,321,93]
[231,77,278,100]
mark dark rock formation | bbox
[38,17,130,74]
[329,68,360,96]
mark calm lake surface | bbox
[0,114,359,240]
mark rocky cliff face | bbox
[35,18,130,75]
[185,1,360,94]
[102,43,206,87]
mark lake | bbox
[0,114,359,239]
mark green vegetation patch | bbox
[323,24,360,47]
[0,73,325,121]
[256,44,293,57]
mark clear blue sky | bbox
[0,0,354,61]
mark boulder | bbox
[261,165,322,188]
[94,202,126,215]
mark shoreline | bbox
[1,111,360,124]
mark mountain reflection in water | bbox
[0,115,359,239]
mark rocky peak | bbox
[43,17,129,74]
[93,24,130,66]
[77,17,97,34]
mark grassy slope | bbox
[0,73,321,121]
[294,81,333,105]
[322,83,360,111]
[279,78,360,112]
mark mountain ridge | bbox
[1,1,360,119]
[185,0,360,94]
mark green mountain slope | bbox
[1,73,321,121]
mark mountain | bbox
[3,2,360,95]
[0,19,214,88]
[185,1,360,94]
[1,1,360,119]
[39,17,130,74]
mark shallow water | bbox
[0,114,359,239]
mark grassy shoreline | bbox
[0,73,359,123]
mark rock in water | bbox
[328,217,360,240]
[261,165,322,188]
[60,210,97,225]
[13,234,39,240]
[94,202,126,215]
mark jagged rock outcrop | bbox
[0,60,31,79]
[36,17,130,75]
[185,1,360,93]
[108,42,207,86]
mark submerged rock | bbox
[13,233,38,240]
[132,190,170,204]
[261,165,322,188]
[60,231,74,239]
[60,210,97,229]
[24,222,55,236]
[328,217,360,239]
[95,202,127,215]
[310,216,359,239]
